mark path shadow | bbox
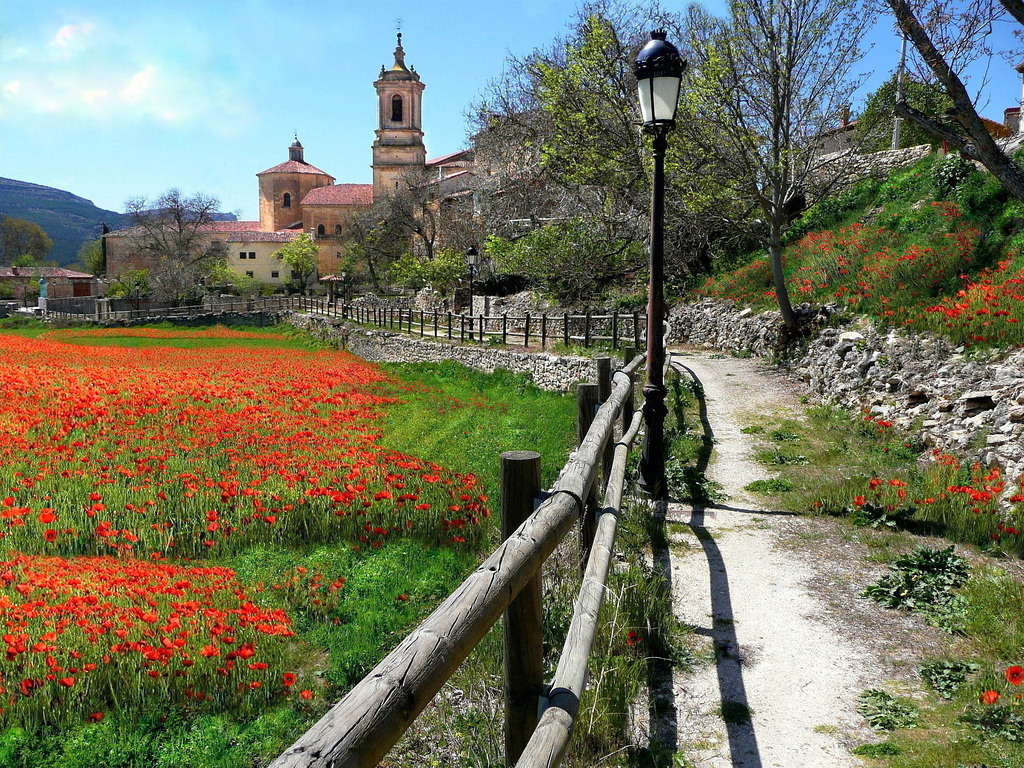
[671,359,764,768]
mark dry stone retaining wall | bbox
[672,299,1024,504]
[289,313,597,391]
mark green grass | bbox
[373,361,577,493]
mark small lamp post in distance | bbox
[634,30,685,500]
[467,245,479,340]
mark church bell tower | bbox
[372,33,426,200]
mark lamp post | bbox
[133,280,142,311]
[635,30,685,500]
[467,245,478,339]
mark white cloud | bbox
[121,67,156,104]
[3,18,253,133]
[49,22,95,48]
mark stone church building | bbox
[106,34,473,289]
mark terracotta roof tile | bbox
[427,150,471,166]
[257,160,334,177]
[226,231,302,243]
[301,184,374,206]
[1,267,94,279]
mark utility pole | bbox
[892,35,908,150]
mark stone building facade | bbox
[105,34,473,290]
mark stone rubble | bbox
[672,299,1024,506]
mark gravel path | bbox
[663,350,887,768]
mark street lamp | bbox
[341,271,347,305]
[466,245,478,339]
[635,30,685,500]
[133,280,142,311]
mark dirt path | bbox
[662,350,892,767]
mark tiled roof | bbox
[257,160,334,177]
[226,231,302,243]
[105,221,263,237]
[301,184,374,206]
[207,221,262,232]
[427,150,471,166]
[1,267,94,279]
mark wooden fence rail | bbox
[516,408,644,768]
[270,353,646,768]
[42,296,646,351]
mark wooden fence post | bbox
[541,313,547,350]
[584,310,592,348]
[563,312,570,348]
[576,383,600,569]
[633,311,641,350]
[500,450,544,767]
[502,314,508,345]
[612,310,619,350]
[524,313,531,349]
[447,311,453,340]
[622,345,637,436]
[596,357,614,486]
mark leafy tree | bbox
[123,189,224,304]
[1,216,52,266]
[77,238,105,275]
[685,0,874,331]
[389,249,467,294]
[856,75,952,152]
[274,233,320,294]
[472,2,744,298]
[485,219,644,304]
[105,270,150,299]
[886,0,1024,202]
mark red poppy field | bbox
[0,329,495,733]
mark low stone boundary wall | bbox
[289,313,597,391]
[672,299,1024,502]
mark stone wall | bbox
[288,312,599,391]
[672,300,1024,503]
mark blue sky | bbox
[2,0,1021,222]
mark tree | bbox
[886,0,1024,202]
[77,238,105,275]
[685,0,874,331]
[123,189,224,304]
[856,75,952,151]
[274,233,320,294]
[471,2,749,299]
[1,216,52,266]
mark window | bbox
[391,94,403,122]
[335,224,342,235]
[239,251,256,260]
[271,271,279,279]
[248,251,256,260]
[245,271,254,278]
[239,251,247,260]
[283,193,291,208]
[317,224,325,236]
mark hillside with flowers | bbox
[696,153,1024,349]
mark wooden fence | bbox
[44,294,648,351]
[270,352,647,768]
[300,296,648,351]
[45,295,299,322]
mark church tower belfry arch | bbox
[372,33,426,200]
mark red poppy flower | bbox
[282,672,297,686]
[1006,665,1024,686]
[981,689,1001,705]
[43,529,57,542]
[300,689,313,700]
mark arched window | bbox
[317,224,325,236]
[335,224,343,235]
[283,192,291,208]
[391,94,403,122]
